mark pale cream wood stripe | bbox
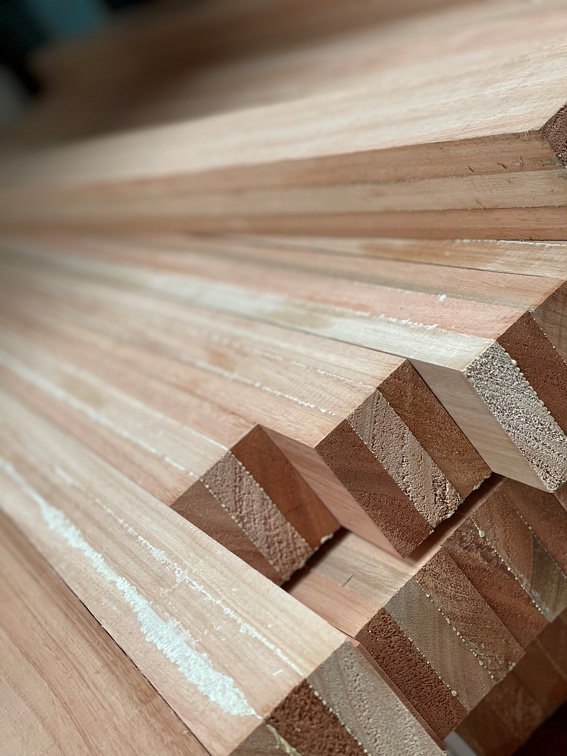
[186,234,565,310]
[223,234,567,361]
[251,237,567,280]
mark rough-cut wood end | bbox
[379,361,490,499]
[457,610,567,754]
[465,342,567,491]
[314,377,480,557]
[173,434,338,584]
[542,104,567,164]
[358,608,467,738]
[455,695,521,756]
[532,281,567,364]
[497,312,567,438]
[347,390,463,524]
[238,640,444,755]
[443,517,548,648]
[413,551,524,682]
[505,478,567,575]
[172,478,282,584]
[307,641,444,755]
[264,678,367,755]
[316,415,432,557]
[232,425,339,550]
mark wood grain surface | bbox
[5,232,562,494]
[1,3,566,238]
[2,0,567,750]
[440,479,567,647]
[456,611,567,754]
[288,494,529,738]
[290,475,567,740]
[0,312,337,584]
[0,240,491,555]
[0,511,207,755]
[0,389,443,755]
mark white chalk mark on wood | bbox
[0,457,258,718]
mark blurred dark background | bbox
[0,0,197,128]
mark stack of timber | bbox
[2,0,567,752]
[453,610,567,754]
[1,2,567,238]
[2,232,564,493]
[289,476,567,739]
[0,239,491,556]
[2,229,567,751]
[0,393,442,755]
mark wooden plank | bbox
[503,479,567,575]
[12,0,560,149]
[289,492,526,737]
[6,233,564,493]
[143,207,567,241]
[465,485,567,622]
[0,320,337,584]
[456,613,567,755]
[188,234,567,423]
[409,476,567,648]
[455,675,544,756]
[194,235,565,306]
[513,640,567,713]
[554,482,567,512]
[441,479,567,646]
[233,237,567,278]
[1,18,566,239]
[250,236,567,359]
[451,706,517,756]
[0,389,444,756]
[32,0,480,94]
[249,235,567,361]
[0,512,207,755]
[537,609,567,680]
[0,253,490,557]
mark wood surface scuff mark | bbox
[54,469,305,677]
[0,457,259,718]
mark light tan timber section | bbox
[0,512,207,756]
[0,4,566,238]
[201,233,567,451]
[0,243,490,556]
[249,236,567,361]
[5,232,563,493]
[0,390,444,756]
[265,237,567,278]
[290,476,567,737]
[0,314,337,584]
